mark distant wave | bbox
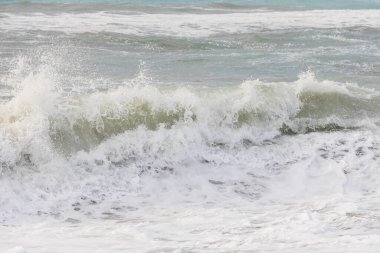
[1,10,380,37]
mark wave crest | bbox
[0,60,379,165]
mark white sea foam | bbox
[1,128,380,252]
[4,247,27,253]
[1,37,380,252]
[0,54,379,220]
[1,10,380,37]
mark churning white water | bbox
[1,1,380,252]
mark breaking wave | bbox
[1,51,380,223]
[0,55,379,168]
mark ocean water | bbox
[1,0,380,252]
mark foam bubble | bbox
[5,247,27,253]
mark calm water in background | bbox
[1,1,380,252]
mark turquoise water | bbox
[2,0,380,9]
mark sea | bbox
[1,0,380,252]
